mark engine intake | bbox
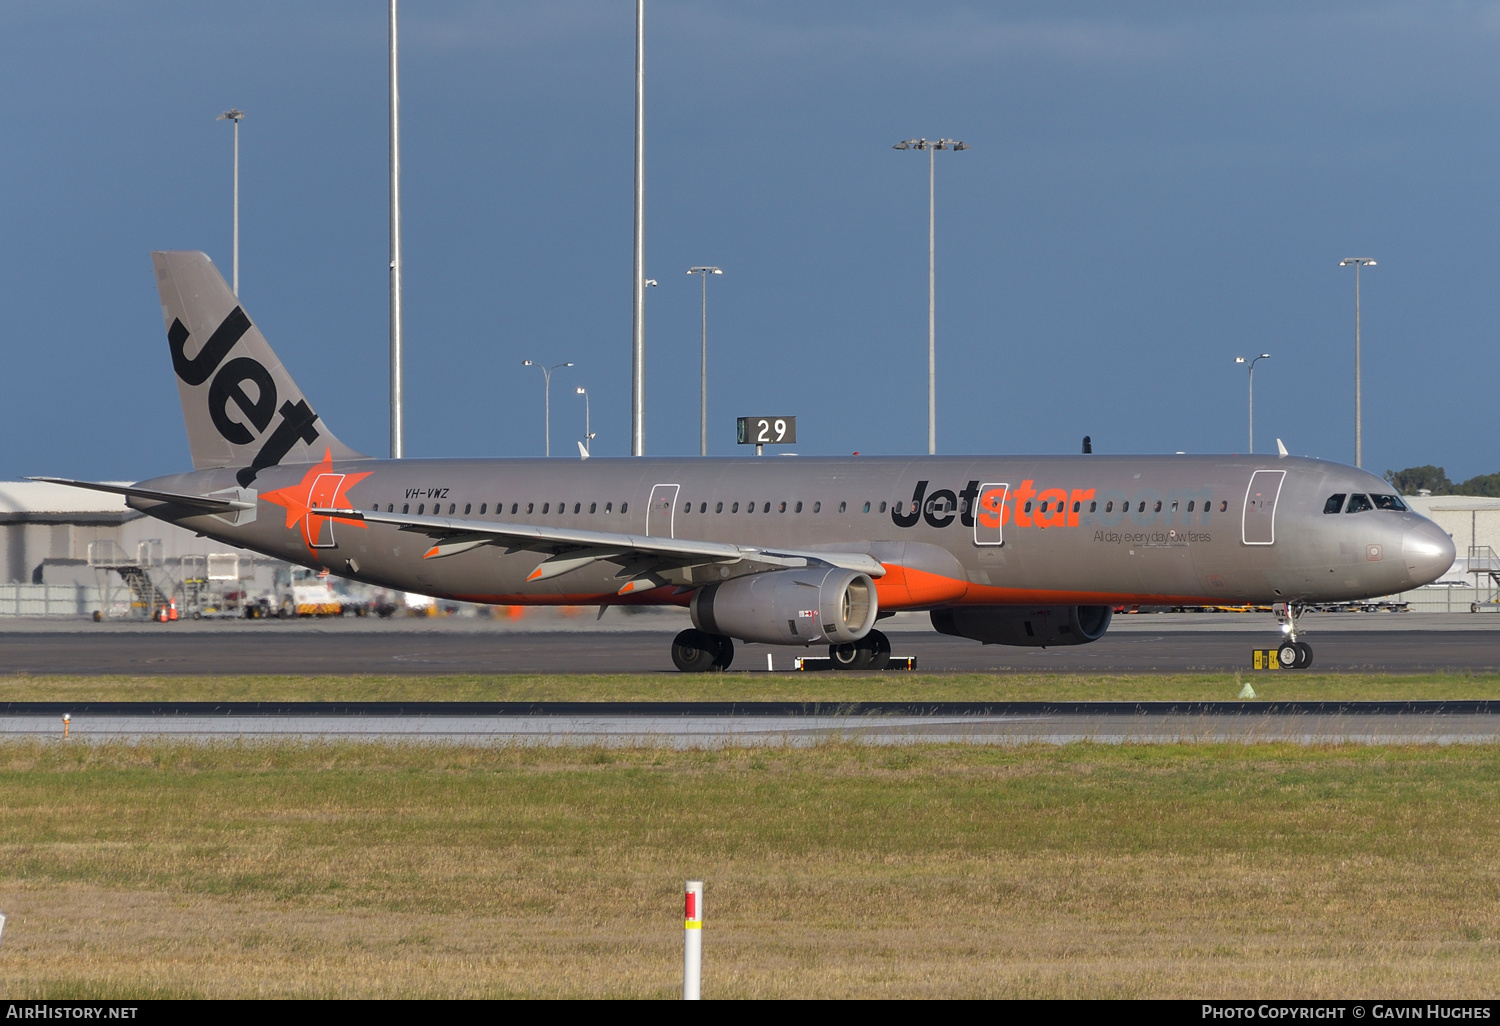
[691,567,878,646]
[930,605,1112,647]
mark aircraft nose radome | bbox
[1403,521,1456,587]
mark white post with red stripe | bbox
[683,879,703,999]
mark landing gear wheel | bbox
[712,635,735,671]
[1276,641,1300,669]
[672,629,723,673]
[829,640,872,670]
[830,629,890,671]
[1295,641,1313,669]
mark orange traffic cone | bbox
[168,599,178,622]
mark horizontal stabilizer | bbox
[29,477,256,514]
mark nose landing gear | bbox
[1273,602,1313,669]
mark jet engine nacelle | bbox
[930,604,1113,647]
[691,567,878,646]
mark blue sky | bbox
[2,2,1497,480]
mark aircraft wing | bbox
[29,477,257,514]
[314,506,886,594]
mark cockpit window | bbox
[1345,493,1373,513]
[1371,494,1408,511]
[1324,494,1346,514]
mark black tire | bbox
[829,640,872,670]
[1276,642,1300,669]
[711,635,735,671]
[672,629,721,673]
[1295,641,1313,669]
[866,629,891,671]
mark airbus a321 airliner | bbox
[40,252,1455,671]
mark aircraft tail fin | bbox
[151,251,368,486]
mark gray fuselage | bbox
[133,452,1455,611]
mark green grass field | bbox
[1,741,1497,998]
[3,671,1499,703]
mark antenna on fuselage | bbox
[1082,435,1092,454]
[1276,438,1289,457]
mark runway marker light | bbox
[766,653,773,672]
[62,714,70,739]
[683,880,703,1000]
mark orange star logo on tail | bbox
[261,448,373,557]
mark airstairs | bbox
[88,540,169,618]
[1467,546,1500,612]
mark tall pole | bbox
[1235,354,1270,453]
[389,0,404,459]
[1339,258,1375,468]
[576,387,592,455]
[701,269,708,455]
[232,117,240,296]
[687,267,721,456]
[894,138,967,455]
[216,110,245,296]
[1354,264,1362,468]
[524,361,571,457]
[927,143,936,455]
[631,0,646,456]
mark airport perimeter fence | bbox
[1384,585,1498,613]
[0,583,107,617]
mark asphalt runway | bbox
[4,701,1497,746]
[0,622,1497,674]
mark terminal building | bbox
[0,480,291,617]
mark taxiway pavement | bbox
[3,700,1496,746]
[0,613,1495,674]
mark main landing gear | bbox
[1273,602,1314,669]
[828,629,891,671]
[672,629,735,673]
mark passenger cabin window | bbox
[387,504,394,512]
[763,502,771,513]
[732,502,739,513]
[683,502,691,514]
[1372,494,1408,511]
[1345,493,1373,513]
[402,504,409,513]
[1089,501,1097,512]
[526,503,534,514]
[795,501,803,513]
[879,501,887,513]
[604,502,612,513]
[813,502,821,513]
[449,503,456,514]
[620,502,628,514]
[590,502,597,514]
[1219,501,1227,512]
[715,502,723,513]
[1186,501,1194,512]
[417,503,425,514]
[542,503,549,514]
[862,502,871,513]
[1105,501,1113,513]
[700,502,707,513]
[1324,494,1346,514]
[479,503,487,515]
[511,503,519,514]
[839,502,847,513]
[779,502,787,513]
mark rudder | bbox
[152,251,367,486]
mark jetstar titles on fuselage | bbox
[892,480,1221,531]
